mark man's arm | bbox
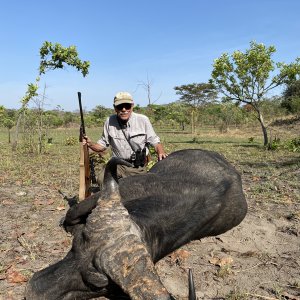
[83,136,106,153]
[142,115,167,161]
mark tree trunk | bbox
[257,112,268,146]
[12,112,23,151]
[191,110,195,134]
[181,122,185,131]
[8,129,11,144]
[36,84,47,154]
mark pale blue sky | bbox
[1,0,299,111]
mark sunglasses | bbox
[115,103,132,110]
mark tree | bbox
[148,104,168,122]
[91,105,113,125]
[14,41,90,152]
[210,41,300,146]
[137,74,162,106]
[39,41,89,77]
[166,102,190,130]
[260,96,286,121]
[207,103,246,132]
[282,79,300,114]
[0,106,16,143]
[174,82,217,133]
[44,110,64,128]
[63,111,77,127]
[20,42,89,110]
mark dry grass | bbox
[0,122,299,206]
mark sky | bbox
[1,0,300,111]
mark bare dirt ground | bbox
[0,119,300,300]
[0,169,299,300]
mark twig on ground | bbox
[17,236,36,260]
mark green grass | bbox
[0,125,299,207]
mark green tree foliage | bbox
[165,102,190,130]
[204,103,247,132]
[260,96,286,121]
[210,41,300,145]
[149,104,169,122]
[282,79,300,114]
[143,103,190,131]
[0,105,5,120]
[289,98,300,115]
[39,41,90,77]
[0,106,16,143]
[21,41,90,108]
[174,82,217,133]
[63,111,77,126]
[15,41,90,152]
[44,110,64,128]
[174,82,217,107]
[21,82,39,108]
[90,105,113,125]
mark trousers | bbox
[97,163,147,189]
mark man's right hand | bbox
[82,135,91,146]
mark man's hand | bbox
[82,135,91,146]
[155,143,168,161]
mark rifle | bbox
[78,92,91,200]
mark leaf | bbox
[6,268,28,283]
[46,199,54,205]
[219,257,233,266]
[56,205,65,211]
[209,257,220,265]
[169,249,190,265]
[209,256,233,267]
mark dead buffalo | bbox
[25,149,247,300]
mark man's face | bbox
[114,103,133,122]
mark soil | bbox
[1,126,300,300]
[1,176,299,300]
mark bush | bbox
[284,137,300,152]
[267,137,300,152]
[65,136,77,146]
[267,136,281,151]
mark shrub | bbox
[65,136,77,146]
[284,137,300,152]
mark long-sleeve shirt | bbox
[97,112,160,160]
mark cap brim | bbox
[114,99,133,106]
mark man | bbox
[83,91,167,185]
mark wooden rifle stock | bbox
[78,92,91,200]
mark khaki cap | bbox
[114,92,134,106]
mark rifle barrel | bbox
[78,92,86,136]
